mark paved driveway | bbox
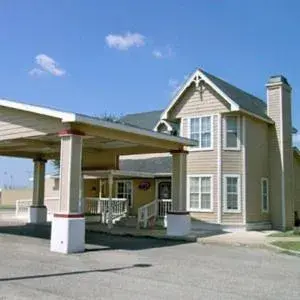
[0,223,300,300]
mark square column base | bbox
[50,214,85,254]
[167,211,191,236]
[28,206,47,224]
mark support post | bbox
[50,130,85,254]
[167,150,190,236]
[29,158,47,224]
[108,172,113,229]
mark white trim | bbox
[187,174,214,212]
[188,115,214,151]
[115,179,133,208]
[179,118,184,137]
[161,69,239,120]
[223,174,241,213]
[224,115,241,151]
[279,86,286,229]
[238,108,274,124]
[261,177,269,213]
[242,116,246,224]
[154,120,173,132]
[217,114,222,223]
[0,98,74,121]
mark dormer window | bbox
[189,116,213,150]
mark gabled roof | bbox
[161,68,274,124]
[201,69,272,121]
[120,110,163,130]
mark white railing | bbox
[137,199,173,229]
[85,197,128,223]
[15,197,60,217]
[137,200,158,229]
[158,199,172,217]
[15,199,32,217]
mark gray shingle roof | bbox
[120,110,163,130]
[119,157,171,174]
[200,69,272,121]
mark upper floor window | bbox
[225,116,240,150]
[189,116,213,150]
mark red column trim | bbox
[58,129,85,136]
[170,150,189,154]
[54,213,85,218]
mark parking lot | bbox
[0,221,300,299]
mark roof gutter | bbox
[64,114,197,147]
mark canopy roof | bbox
[0,99,196,169]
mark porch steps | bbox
[114,216,138,228]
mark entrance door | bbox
[157,180,172,216]
[157,181,171,199]
[116,180,133,207]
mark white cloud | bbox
[152,46,175,59]
[168,78,179,89]
[28,68,45,77]
[293,133,300,146]
[152,50,163,58]
[168,78,182,96]
[34,54,66,76]
[105,32,145,50]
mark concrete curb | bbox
[264,242,300,257]
[86,228,197,242]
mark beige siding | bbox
[221,114,244,224]
[294,154,300,216]
[245,116,270,223]
[169,82,230,119]
[0,189,33,206]
[0,107,64,141]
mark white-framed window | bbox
[116,180,133,207]
[224,116,240,150]
[189,116,213,150]
[223,175,241,213]
[261,178,269,213]
[188,175,213,211]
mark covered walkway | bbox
[0,99,195,253]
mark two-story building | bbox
[6,68,299,231]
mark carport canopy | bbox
[0,99,195,253]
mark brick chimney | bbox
[267,75,294,230]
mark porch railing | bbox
[137,199,173,229]
[158,199,172,217]
[15,197,60,217]
[85,197,128,223]
[137,200,158,229]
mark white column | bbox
[29,159,47,224]
[108,172,113,229]
[50,130,85,254]
[167,150,190,236]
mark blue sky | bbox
[0,0,300,187]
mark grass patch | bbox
[268,230,300,237]
[272,241,300,252]
[0,204,15,210]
